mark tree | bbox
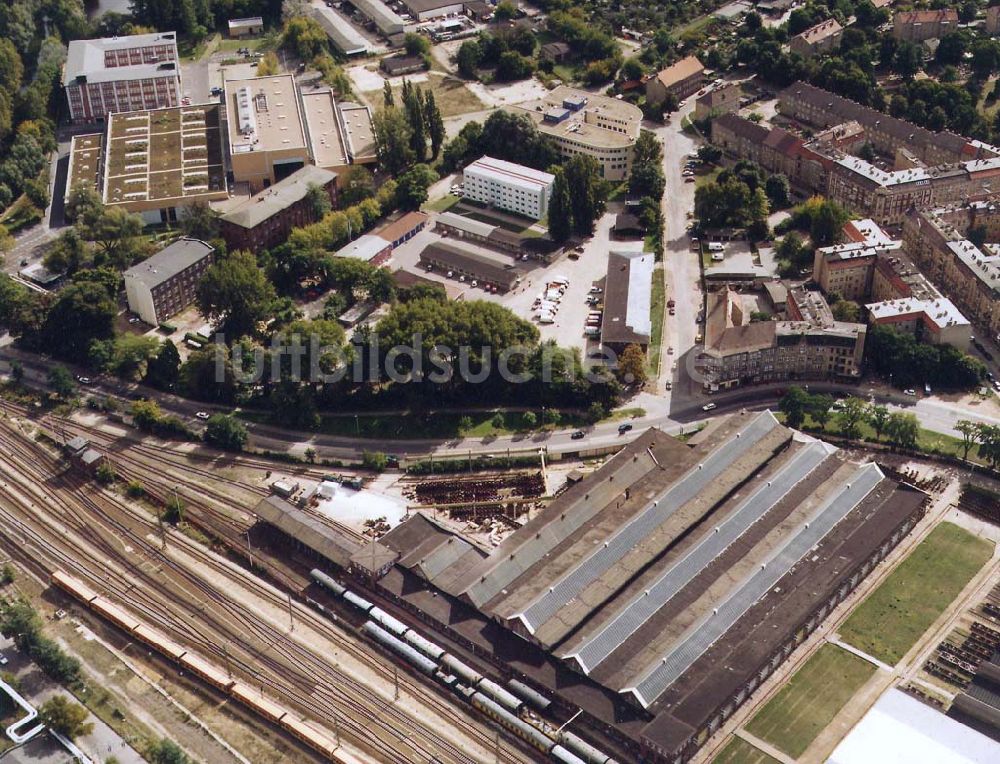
[978,424,1000,470]
[283,16,329,61]
[65,186,103,226]
[894,41,922,80]
[935,32,969,67]
[147,739,191,764]
[837,397,868,440]
[47,366,75,398]
[196,251,277,338]
[867,403,890,441]
[779,386,810,429]
[456,40,481,79]
[618,344,647,385]
[458,415,473,432]
[382,79,394,108]
[256,52,280,77]
[204,414,248,452]
[84,207,145,270]
[305,183,332,219]
[547,169,572,243]
[831,299,860,322]
[809,200,849,246]
[401,81,427,161]
[955,419,981,461]
[522,411,537,428]
[362,451,388,471]
[496,51,534,81]
[395,164,438,211]
[425,90,446,160]
[491,412,505,429]
[810,394,834,429]
[564,155,608,237]
[404,32,430,57]
[338,166,375,206]
[179,201,220,241]
[44,229,91,276]
[764,174,790,208]
[886,411,919,449]
[39,696,92,739]
[372,107,414,176]
[145,340,181,390]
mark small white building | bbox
[462,156,555,220]
[227,17,264,37]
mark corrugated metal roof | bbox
[563,439,835,674]
[462,441,665,608]
[512,412,782,634]
[624,461,884,708]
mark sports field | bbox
[744,644,876,758]
[838,522,994,665]
[711,737,781,764]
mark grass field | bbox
[745,644,876,758]
[649,265,665,375]
[367,72,484,118]
[838,522,994,665]
[711,738,782,764]
[423,194,461,213]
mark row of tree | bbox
[779,387,921,450]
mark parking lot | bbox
[390,208,621,354]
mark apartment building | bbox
[893,9,958,42]
[124,238,215,325]
[694,82,742,120]
[225,74,311,193]
[902,205,1000,342]
[778,82,971,165]
[700,286,866,391]
[64,33,181,123]
[711,113,829,191]
[789,19,843,58]
[645,56,706,105]
[506,87,642,181]
[462,156,555,219]
[219,165,339,252]
[866,296,971,350]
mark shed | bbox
[227,17,264,37]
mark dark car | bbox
[618,423,633,434]
[571,430,585,439]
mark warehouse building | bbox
[301,89,350,171]
[227,17,264,37]
[462,156,555,220]
[219,165,339,252]
[601,248,653,354]
[402,0,465,22]
[351,0,410,37]
[339,102,378,164]
[124,238,215,325]
[310,6,369,57]
[225,74,311,193]
[418,241,521,292]
[64,32,181,123]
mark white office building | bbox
[462,156,555,220]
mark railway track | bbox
[0,419,529,763]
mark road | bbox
[3,348,997,464]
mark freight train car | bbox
[507,678,552,712]
[560,729,619,764]
[552,745,589,764]
[310,568,347,596]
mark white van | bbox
[707,242,725,253]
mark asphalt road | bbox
[3,348,997,463]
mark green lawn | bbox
[649,265,665,376]
[745,644,876,758]
[712,738,782,764]
[423,194,461,213]
[838,522,994,665]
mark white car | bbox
[702,402,717,411]
[195,411,211,420]
[76,376,92,384]
[903,389,916,396]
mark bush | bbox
[362,451,389,472]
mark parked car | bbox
[903,389,916,396]
[195,411,211,420]
[618,423,633,434]
[571,430,585,439]
[685,177,696,183]
[702,402,717,411]
[76,376,91,385]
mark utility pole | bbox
[333,715,340,748]
[173,485,182,525]
[157,506,166,549]
[393,664,399,700]
[287,592,294,632]
[245,530,255,569]
[495,729,500,764]
[223,643,231,678]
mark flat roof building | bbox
[402,0,466,22]
[225,74,311,193]
[88,103,228,224]
[227,17,264,37]
[219,165,339,252]
[601,247,653,353]
[507,86,643,181]
[351,0,410,37]
[301,89,350,171]
[462,156,555,220]
[866,296,971,350]
[124,238,215,325]
[64,32,181,123]
[339,102,378,164]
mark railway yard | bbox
[0,397,997,764]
